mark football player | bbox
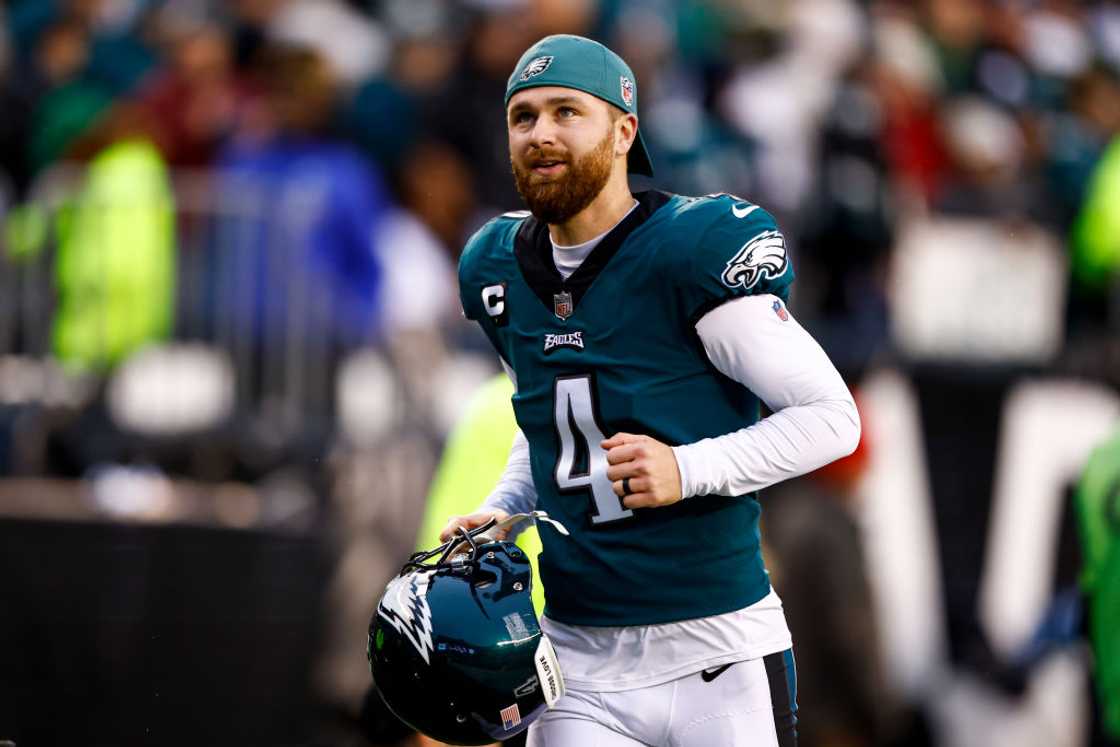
[444,34,861,746]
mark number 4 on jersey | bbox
[553,375,633,524]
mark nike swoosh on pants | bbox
[700,663,734,682]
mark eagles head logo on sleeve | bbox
[721,230,788,291]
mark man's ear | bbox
[616,113,638,157]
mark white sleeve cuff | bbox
[672,444,699,499]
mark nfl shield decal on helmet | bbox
[553,291,573,320]
[620,76,634,108]
[501,703,522,729]
[520,56,554,81]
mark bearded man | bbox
[439,34,860,746]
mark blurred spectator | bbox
[214,43,388,352]
[719,0,864,212]
[343,2,483,250]
[1074,426,1120,744]
[372,205,458,339]
[137,17,245,166]
[22,19,112,183]
[7,0,156,91]
[619,3,760,201]
[1071,134,1120,321]
[423,4,539,215]
[52,103,176,371]
[933,95,1051,222]
[923,0,989,95]
[1045,65,1120,229]
[393,140,476,255]
[343,0,463,173]
[268,0,389,87]
[798,61,896,371]
[869,7,949,204]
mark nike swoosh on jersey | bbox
[700,663,734,682]
[732,205,759,219]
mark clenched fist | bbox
[602,432,683,509]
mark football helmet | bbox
[368,513,567,745]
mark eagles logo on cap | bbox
[520,56,554,81]
[620,76,634,108]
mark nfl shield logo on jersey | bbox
[553,291,574,320]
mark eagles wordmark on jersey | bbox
[459,190,794,627]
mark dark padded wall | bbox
[0,519,327,746]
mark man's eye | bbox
[558,107,576,118]
[514,112,534,125]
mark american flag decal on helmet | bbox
[501,703,522,729]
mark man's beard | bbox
[511,129,615,225]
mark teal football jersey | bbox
[458,190,794,626]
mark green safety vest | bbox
[419,374,545,615]
[1075,426,1120,739]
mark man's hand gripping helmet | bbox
[368,513,567,745]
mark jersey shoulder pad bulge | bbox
[669,193,794,320]
[458,211,529,321]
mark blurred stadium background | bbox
[0,0,1118,745]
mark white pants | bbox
[526,650,798,747]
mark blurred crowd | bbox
[0,0,1118,364]
[1,0,1120,746]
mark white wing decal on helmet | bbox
[378,573,435,664]
[721,230,787,291]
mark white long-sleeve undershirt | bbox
[480,293,860,514]
[673,294,861,497]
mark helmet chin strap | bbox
[445,511,571,559]
[491,510,571,539]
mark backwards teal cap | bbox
[505,35,654,177]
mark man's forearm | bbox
[673,396,859,497]
[674,293,861,498]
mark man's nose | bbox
[528,115,557,147]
